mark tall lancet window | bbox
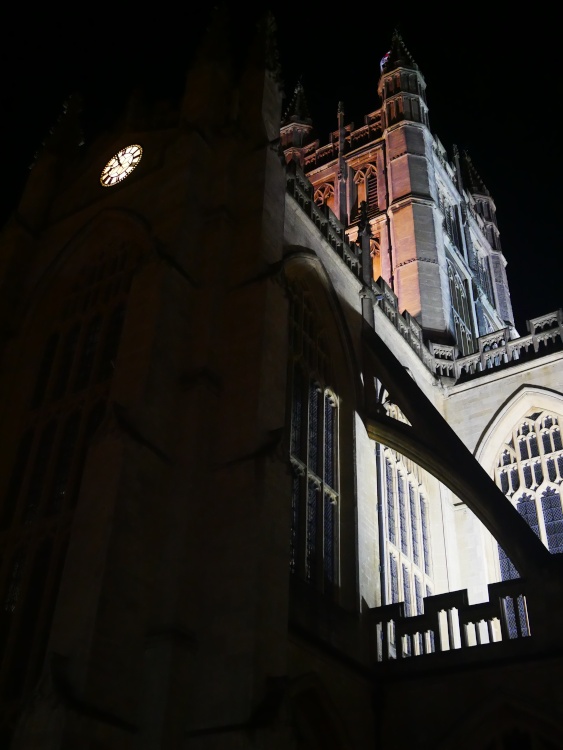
[447,262,474,355]
[353,164,378,220]
[495,410,563,580]
[289,284,339,597]
[0,234,140,741]
[379,439,434,653]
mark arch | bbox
[361,323,551,579]
[0,208,153,717]
[287,673,354,750]
[435,694,563,750]
[283,249,362,607]
[16,208,152,329]
[283,248,362,405]
[313,183,335,212]
[475,386,563,475]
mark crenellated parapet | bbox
[368,578,531,668]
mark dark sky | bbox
[1,4,559,334]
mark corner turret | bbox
[377,30,429,129]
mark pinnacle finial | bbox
[281,77,312,126]
[381,29,418,72]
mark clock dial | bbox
[100,144,143,187]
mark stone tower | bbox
[1,10,563,750]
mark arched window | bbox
[447,262,474,355]
[495,410,563,577]
[289,285,340,597]
[0,230,141,732]
[380,443,434,650]
[352,164,378,221]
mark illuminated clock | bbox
[100,144,143,187]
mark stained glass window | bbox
[380,447,433,626]
[409,484,420,567]
[0,240,136,728]
[386,458,396,545]
[420,497,430,576]
[496,411,563,577]
[398,476,408,555]
[541,487,563,553]
[288,286,340,597]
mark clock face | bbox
[100,144,143,187]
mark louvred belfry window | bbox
[289,284,339,597]
[353,164,378,221]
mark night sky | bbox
[1,4,560,334]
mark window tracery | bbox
[381,448,433,651]
[289,285,339,597]
[353,164,378,219]
[314,183,335,213]
[447,261,474,355]
[495,410,563,578]
[0,239,138,710]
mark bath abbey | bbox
[0,8,562,749]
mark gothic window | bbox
[289,285,340,597]
[22,420,57,525]
[398,475,408,555]
[314,183,335,213]
[499,470,509,495]
[31,333,59,409]
[420,496,431,576]
[380,448,433,634]
[477,255,494,306]
[73,314,103,391]
[541,487,563,553]
[0,238,138,723]
[447,262,474,355]
[352,164,378,221]
[495,411,563,578]
[385,458,396,545]
[389,554,399,603]
[414,576,423,615]
[402,564,411,616]
[409,483,420,567]
[442,200,463,250]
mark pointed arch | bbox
[284,248,361,607]
[475,387,563,579]
[16,208,152,328]
[361,322,551,580]
[313,183,335,213]
[475,386,563,474]
[287,673,354,750]
[0,209,153,719]
[435,694,563,750]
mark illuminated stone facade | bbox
[1,13,562,750]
